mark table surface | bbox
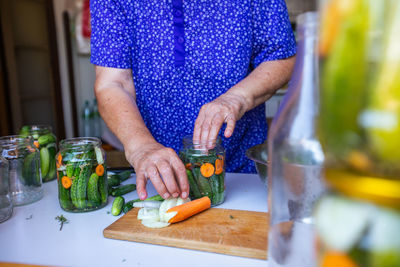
[0,173,269,267]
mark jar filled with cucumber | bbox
[179,136,225,206]
[19,125,57,182]
[56,137,107,212]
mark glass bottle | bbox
[267,12,325,267]
[0,135,43,206]
[179,136,225,206]
[81,100,92,137]
[56,137,107,212]
[315,0,400,266]
[0,156,12,222]
[19,125,57,182]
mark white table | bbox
[0,173,268,267]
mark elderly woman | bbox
[90,0,296,200]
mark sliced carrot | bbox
[33,141,39,148]
[96,164,104,176]
[200,163,214,178]
[321,251,358,267]
[185,163,192,169]
[166,196,211,223]
[215,158,224,175]
[57,154,62,168]
[61,176,72,189]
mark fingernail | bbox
[139,193,146,199]
[182,192,188,198]
[163,193,170,199]
[172,192,179,198]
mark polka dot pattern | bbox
[90,0,296,173]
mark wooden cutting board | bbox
[103,208,269,260]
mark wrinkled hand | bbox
[125,142,189,200]
[193,92,248,147]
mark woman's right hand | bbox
[125,142,189,200]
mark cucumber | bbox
[46,156,56,182]
[40,147,50,179]
[186,169,202,199]
[87,173,101,206]
[107,176,120,187]
[22,152,36,186]
[123,194,163,213]
[111,196,125,216]
[75,164,92,209]
[209,174,220,204]
[58,171,73,210]
[38,133,56,146]
[111,184,136,197]
[98,174,108,204]
[217,171,225,193]
[193,167,213,200]
[66,164,74,178]
[113,170,132,182]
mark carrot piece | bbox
[57,154,62,168]
[200,163,214,178]
[185,163,192,169]
[96,164,104,176]
[167,196,211,223]
[215,158,223,175]
[321,251,358,267]
[33,141,39,148]
[61,176,72,189]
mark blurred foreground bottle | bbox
[267,12,325,267]
[315,0,400,266]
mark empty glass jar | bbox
[0,135,43,206]
[19,125,57,182]
[0,156,12,222]
[179,136,225,206]
[56,137,107,212]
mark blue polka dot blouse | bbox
[90,0,296,173]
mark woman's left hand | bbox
[193,91,248,147]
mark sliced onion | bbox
[141,219,170,228]
[137,208,160,221]
[133,201,162,209]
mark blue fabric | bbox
[90,0,296,173]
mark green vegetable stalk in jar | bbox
[317,0,400,266]
[56,137,108,212]
[319,0,400,178]
[179,136,225,206]
[19,125,57,182]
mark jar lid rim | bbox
[60,137,101,148]
[325,169,400,210]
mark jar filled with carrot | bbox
[179,136,225,206]
[56,137,108,212]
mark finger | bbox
[193,107,206,142]
[207,113,225,149]
[224,114,237,138]
[170,157,189,198]
[157,159,180,198]
[136,171,148,200]
[147,165,170,199]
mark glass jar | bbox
[0,156,12,222]
[314,177,400,267]
[179,136,225,206]
[20,125,57,182]
[267,12,325,267]
[56,137,107,212]
[0,135,43,206]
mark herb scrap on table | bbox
[25,214,33,220]
[55,215,69,231]
[229,215,234,219]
